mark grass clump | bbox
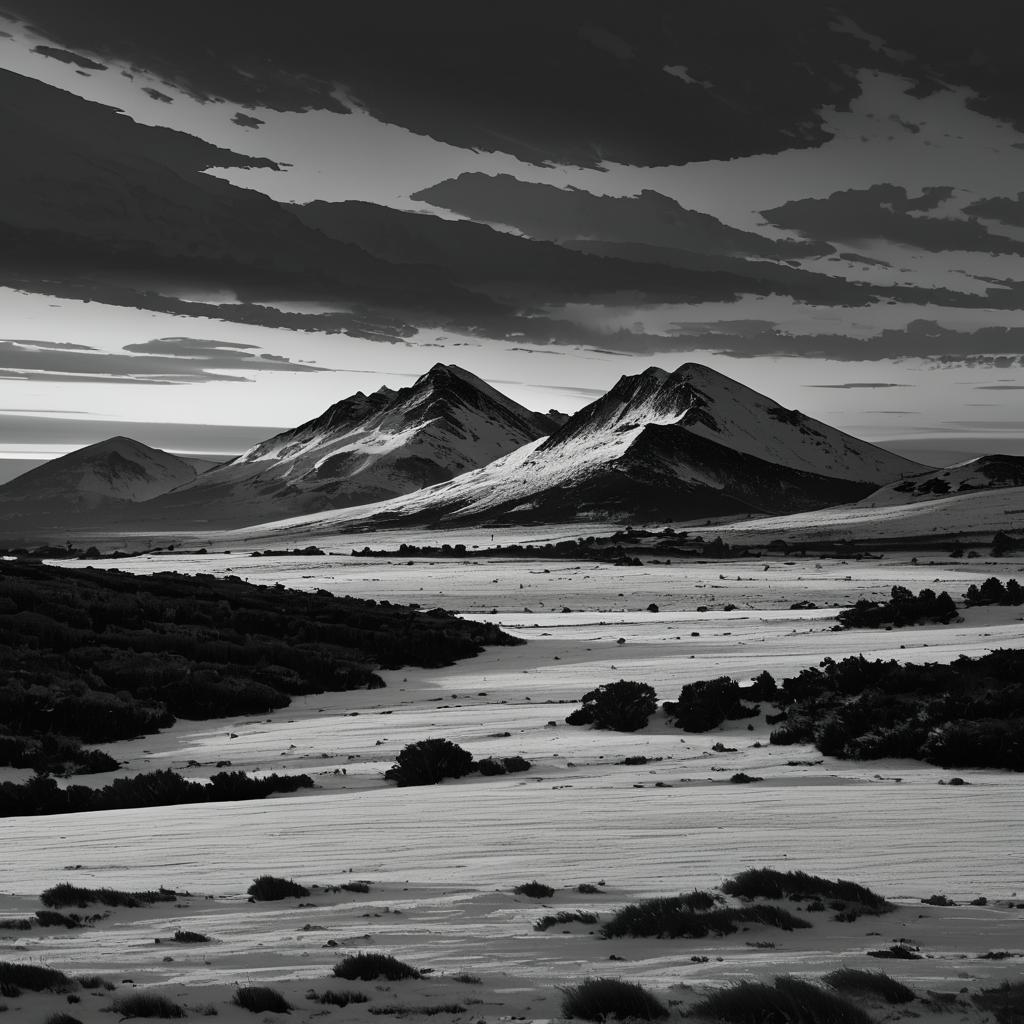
[450,973,481,984]
[691,976,872,1024]
[600,893,808,939]
[35,910,81,928]
[0,919,31,930]
[75,975,113,990]
[867,945,922,960]
[340,881,370,894]
[110,992,186,1018]
[561,977,669,1021]
[514,880,555,898]
[721,869,893,915]
[46,1014,84,1024]
[308,989,369,1006]
[40,883,176,909]
[0,960,70,991]
[172,929,210,943]
[368,1005,466,1016]
[247,875,309,901]
[823,968,915,1003]
[535,911,598,931]
[234,985,291,1013]
[973,981,1024,1024]
[333,952,420,981]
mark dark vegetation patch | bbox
[248,875,310,901]
[534,911,598,931]
[41,884,177,909]
[721,869,893,916]
[368,1004,467,1016]
[45,1014,84,1024]
[308,989,370,1006]
[384,738,475,786]
[110,992,186,1018]
[0,560,518,775]
[565,679,659,732]
[690,976,872,1024]
[964,577,1024,607]
[1,768,312,817]
[769,650,1024,770]
[867,945,922,960]
[0,960,70,991]
[561,977,669,1021]
[476,755,532,776]
[172,929,210,943]
[837,585,957,629]
[514,881,555,899]
[234,985,292,1013]
[823,968,915,1003]
[973,980,1024,1024]
[35,910,84,928]
[663,676,760,732]
[333,953,420,981]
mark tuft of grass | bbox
[247,875,309,901]
[0,961,70,991]
[535,910,598,931]
[866,945,922,960]
[824,968,916,1003]
[600,893,808,939]
[40,884,176,909]
[450,973,481,984]
[514,881,555,899]
[340,881,371,894]
[722,869,893,914]
[333,952,420,981]
[307,989,370,1007]
[691,976,873,1024]
[368,1005,467,1016]
[561,977,669,1021]
[75,975,114,990]
[172,929,210,943]
[110,992,186,1018]
[234,985,291,1013]
[973,981,1024,1024]
[35,911,81,928]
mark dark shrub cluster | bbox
[1,768,313,817]
[308,989,370,1006]
[476,755,532,776]
[561,977,669,1021]
[823,968,915,1003]
[769,650,1024,770]
[534,911,598,931]
[564,680,659,732]
[664,676,760,732]
[514,881,555,899]
[838,585,958,629]
[333,952,420,981]
[41,884,177,909]
[0,960,70,991]
[172,929,210,943]
[248,875,310,901]
[721,869,893,915]
[384,738,475,787]
[0,560,520,775]
[691,976,872,1024]
[110,992,186,1018]
[964,577,1024,607]
[973,981,1024,1024]
[234,985,291,1013]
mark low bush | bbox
[35,910,81,928]
[867,945,922,960]
[234,985,292,1013]
[451,973,481,984]
[0,918,31,930]
[691,977,872,1024]
[40,883,177,909]
[45,1014,83,1024]
[664,676,759,732]
[838,586,958,629]
[0,960,69,991]
[340,881,370,894]
[600,894,808,939]
[534,911,598,931]
[247,875,309,901]
[476,755,533,776]
[823,968,915,1003]
[561,977,669,1021]
[577,883,602,894]
[514,881,554,898]
[721,869,893,914]
[110,992,186,1018]
[333,952,420,981]
[384,738,475,787]
[172,929,210,943]
[973,980,1024,1024]
[308,989,370,1006]
[564,680,659,732]
[75,975,113,990]
[368,1004,467,1016]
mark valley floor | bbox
[1,547,1023,1022]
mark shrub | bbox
[234,985,292,1013]
[838,586,958,629]
[692,977,872,1024]
[308,989,369,1006]
[0,918,31,930]
[534,911,598,931]
[247,875,309,901]
[45,1015,83,1024]
[333,953,420,981]
[110,993,186,1018]
[664,676,758,732]
[477,755,533,776]
[40,883,177,908]
[0,961,70,990]
[721,869,892,914]
[577,883,602,894]
[75,975,113,990]
[35,910,81,928]
[561,977,669,1021]
[451,973,481,984]
[368,1004,466,1016]
[384,738,475,786]
[823,968,915,1003]
[340,881,370,894]
[514,881,554,898]
[564,680,659,732]
[973,981,1024,1024]
[172,929,210,943]
[867,945,922,960]
[600,894,808,939]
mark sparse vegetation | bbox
[0,961,69,991]
[368,1004,467,1016]
[333,953,420,981]
[721,869,893,915]
[308,989,370,1006]
[664,676,759,732]
[964,577,1024,607]
[837,586,958,629]
[823,968,915,1003]
[564,679,659,732]
[690,976,872,1024]
[561,977,669,1021]
[234,985,292,1013]
[41,884,177,909]
[476,755,532,776]
[973,980,1024,1024]
[247,875,310,901]
[384,738,475,787]
[172,929,210,943]
[534,911,598,931]
[867,945,922,960]
[514,881,555,899]
[110,992,186,1018]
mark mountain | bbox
[0,436,197,530]
[856,455,1024,507]
[131,364,561,528]
[242,363,926,532]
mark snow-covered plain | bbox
[2,549,1023,1023]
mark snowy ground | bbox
[2,549,1023,1022]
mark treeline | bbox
[838,577,1023,629]
[770,650,1024,770]
[0,769,313,817]
[0,561,520,775]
